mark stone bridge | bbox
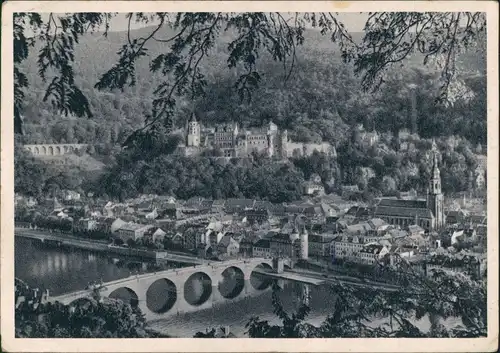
[24,144,89,157]
[49,258,275,321]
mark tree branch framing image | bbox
[1,1,498,352]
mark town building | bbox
[181,226,202,250]
[74,218,98,232]
[224,199,255,214]
[253,239,271,258]
[308,233,336,259]
[269,233,296,259]
[358,243,389,265]
[216,234,240,258]
[331,234,365,261]
[96,217,126,235]
[344,206,371,222]
[445,210,467,225]
[243,208,271,224]
[330,231,393,265]
[143,227,167,244]
[303,181,325,196]
[238,237,254,257]
[116,223,153,243]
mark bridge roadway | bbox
[252,269,325,286]
[48,258,276,321]
[15,228,205,265]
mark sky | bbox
[113,12,368,32]
[40,12,370,33]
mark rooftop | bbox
[378,199,427,209]
[253,239,271,249]
[375,205,433,219]
[119,223,151,231]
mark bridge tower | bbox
[272,257,285,273]
[298,225,309,260]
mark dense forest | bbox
[14,24,486,201]
[17,25,486,147]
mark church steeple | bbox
[430,149,441,193]
[427,143,445,230]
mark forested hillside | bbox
[17,25,486,147]
[15,22,487,202]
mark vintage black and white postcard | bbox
[1,1,498,352]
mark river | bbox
[15,237,457,337]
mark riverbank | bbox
[15,228,399,289]
[15,228,202,264]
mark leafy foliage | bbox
[15,287,153,338]
[97,152,305,202]
[239,262,487,338]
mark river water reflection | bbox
[15,237,454,337]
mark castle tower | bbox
[187,113,200,147]
[280,129,289,159]
[53,197,62,210]
[268,120,278,134]
[299,225,309,260]
[290,225,300,243]
[426,148,445,230]
[232,122,239,148]
[267,132,274,158]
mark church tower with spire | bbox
[426,143,445,230]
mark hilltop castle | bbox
[177,113,336,159]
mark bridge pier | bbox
[244,278,252,295]
[211,284,222,302]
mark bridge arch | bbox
[108,287,139,307]
[218,266,245,299]
[146,278,177,314]
[24,143,90,157]
[184,272,212,306]
[250,262,274,290]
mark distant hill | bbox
[17,23,486,146]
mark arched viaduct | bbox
[49,258,275,321]
[24,144,89,157]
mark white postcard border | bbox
[1,1,498,352]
